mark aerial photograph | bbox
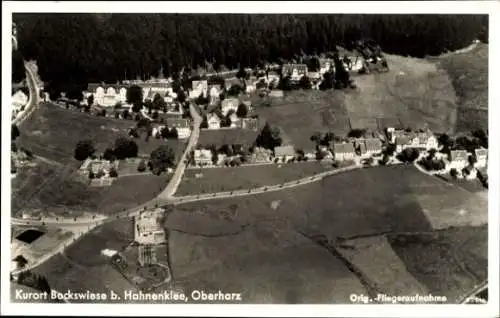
[8,12,490,307]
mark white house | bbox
[194,149,213,165]
[475,148,488,168]
[319,58,333,75]
[449,150,469,170]
[274,145,296,162]
[209,85,221,105]
[246,84,256,94]
[229,112,239,128]
[334,143,356,161]
[12,90,28,110]
[190,80,208,99]
[207,113,221,129]
[166,118,191,139]
[282,64,308,81]
[221,98,239,116]
[416,132,438,150]
[134,209,166,245]
[462,165,477,180]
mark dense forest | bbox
[13,14,488,88]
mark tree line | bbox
[14,14,488,90]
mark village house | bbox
[221,97,239,116]
[87,84,128,107]
[12,90,28,110]
[166,118,191,139]
[79,158,119,177]
[269,90,284,98]
[449,150,469,170]
[394,135,412,153]
[319,58,333,75]
[194,148,213,166]
[415,131,438,150]
[190,80,208,99]
[462,165,477,180]
[308,71,321,80]
[274,145,296,163]
[250,147,272,163]
[334,143,356,161]
[229,112,240,128]
[474,148,488,168]
[206,113,221,129]
[355,138,383,158]
[208,85,221,105]
[282,64,308,81]
[240,118,259,131]
[134,209,166,245]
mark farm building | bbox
[221,98,239,116]
[134,209,166,245]
[449,150,469,170]
[207,113,221,129]
[282,64,308,81]
[334,143,356,161]
[166,118,191,139]
[194,149,213,166]
[474,148,488,168]
[274,145,295,162]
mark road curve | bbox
[12,62,41,126]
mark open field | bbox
[11,159,170,216]
[198,128,260,148]
[18,103,135,164]
[164,165,487,302]
[388,225,487,302]
[175,162,333,195]
[25,165,487,303]
[253,90,348,151]
[18,103,182,164]
[433,43,488,132]
[250,45,487,151]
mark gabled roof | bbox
[194,149,212,158]
[166,118,190,129]
[334,143,355,154]
[221,98,239,108]
[192,80,208,91]
[207,113,220,122]
[274,145,295,157]
[364,138,383,152]
[475,148,488,158]
[450,150,468,162]
[282,64,308,73]
[395,136,411,145]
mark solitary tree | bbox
[126,85,143,112]
[298,75,312,90]
[152,93,166,111]
[169,127,179,139]
[149,145,175,175]
[255,122,282,150]
[74,139,95,161]
[87,94,94,107]
[113,137,138,159]
[103,147,116,161]
[236,103,248,118]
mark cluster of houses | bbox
[151,118,192,140]
[11,89,29,121]
[386,127,488,179]
[78,158,120,187]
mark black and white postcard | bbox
[2,1,499,317]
